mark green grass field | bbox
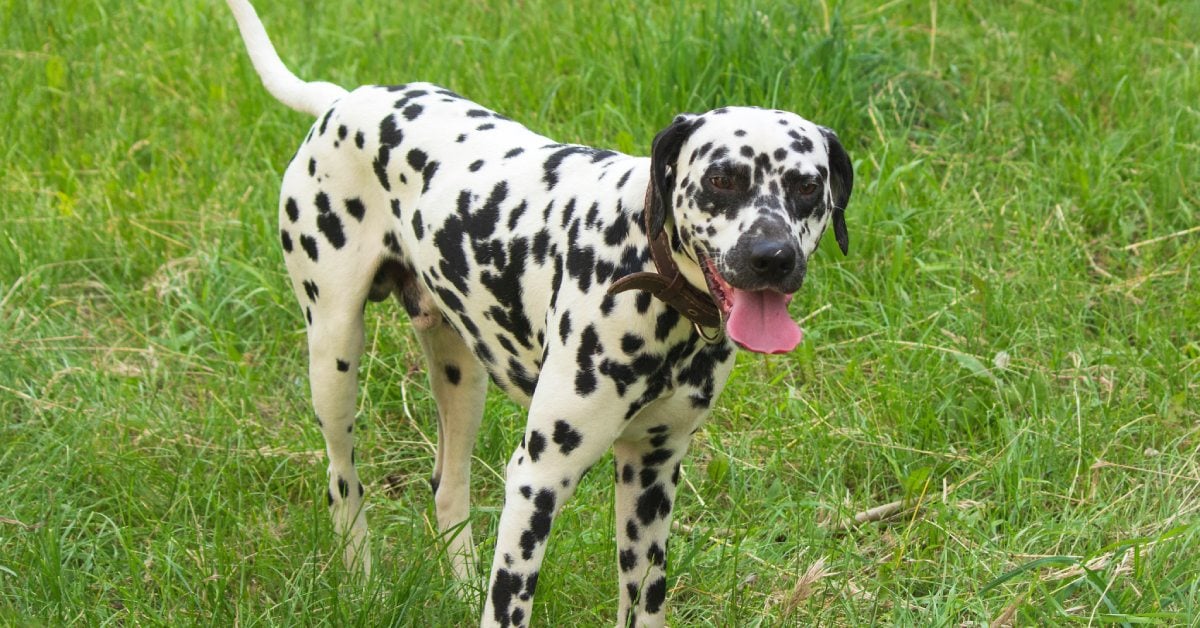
[3,0,1198,625]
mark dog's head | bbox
[647,108,853,354]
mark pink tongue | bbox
[726,289,804,354]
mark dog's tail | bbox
[225,0,348,117]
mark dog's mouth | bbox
[700,255,804,354]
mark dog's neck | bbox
[607,184,723,330]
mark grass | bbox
[2,0,1198,624]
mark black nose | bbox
[749,240,798,281]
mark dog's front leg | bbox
[612,427,699,628]
[481,354,625,627]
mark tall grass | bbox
[2,0,1198,624]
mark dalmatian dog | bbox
[226,1,851,625]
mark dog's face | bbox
[648,108,853,353]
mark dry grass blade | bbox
[780,556,832,616]
[989,592,1025,628]
[822,499,910,532]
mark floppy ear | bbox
[648,114,703,237]
[820,127,853,256]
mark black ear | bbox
[820,127,853,256]
[648,114,703,237]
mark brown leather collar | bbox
[607,185,723,329]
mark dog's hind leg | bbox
[304,289,372,575]
[414,319,487,581]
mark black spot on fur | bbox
[479,236,534,350]
[642,448,673,467]
[616,168,633,188]
[379,115,403,148]
[552,420,582,455]
[532,229,551,265]
[600,294,616,316]
[302,280,319,301]
[639,467,658,488]
[281,230,293,252]
[336,359,349,372]
[444,364,461,385]
[344,197,365,222]
[373,115,404,190]
[636,292,653,314]
[645,576,667,613]
[654,308,681,341]
[558,312,572,344]
[574,325,600,395]
[506,357,538,397]
[522,571,539,601]
[619,549,637,572]
[373,152,391,190]
[507,200,528,231]
[646,542,665,567]
[789,131,814,153]
[411,208,425,240]
[491,569,523,626]
[315,192,346,249]
[420,160,439,193]
[519,489,556,560]
[527,430,546,462]
[402,103,423,121]
[636,484,671,525]
[407,149,427,172]
[382,231,403,256]
[604,214,630,246]
[285,197,299,222]
[475,341,494,364]
[299,234,319,261]
[433,214,470,294]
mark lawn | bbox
[2,0,1198,625]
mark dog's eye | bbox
[798,181,819,196]
[709,175,734,190]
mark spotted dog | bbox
[227,1,852,625]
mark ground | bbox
[1,1,1198,625]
